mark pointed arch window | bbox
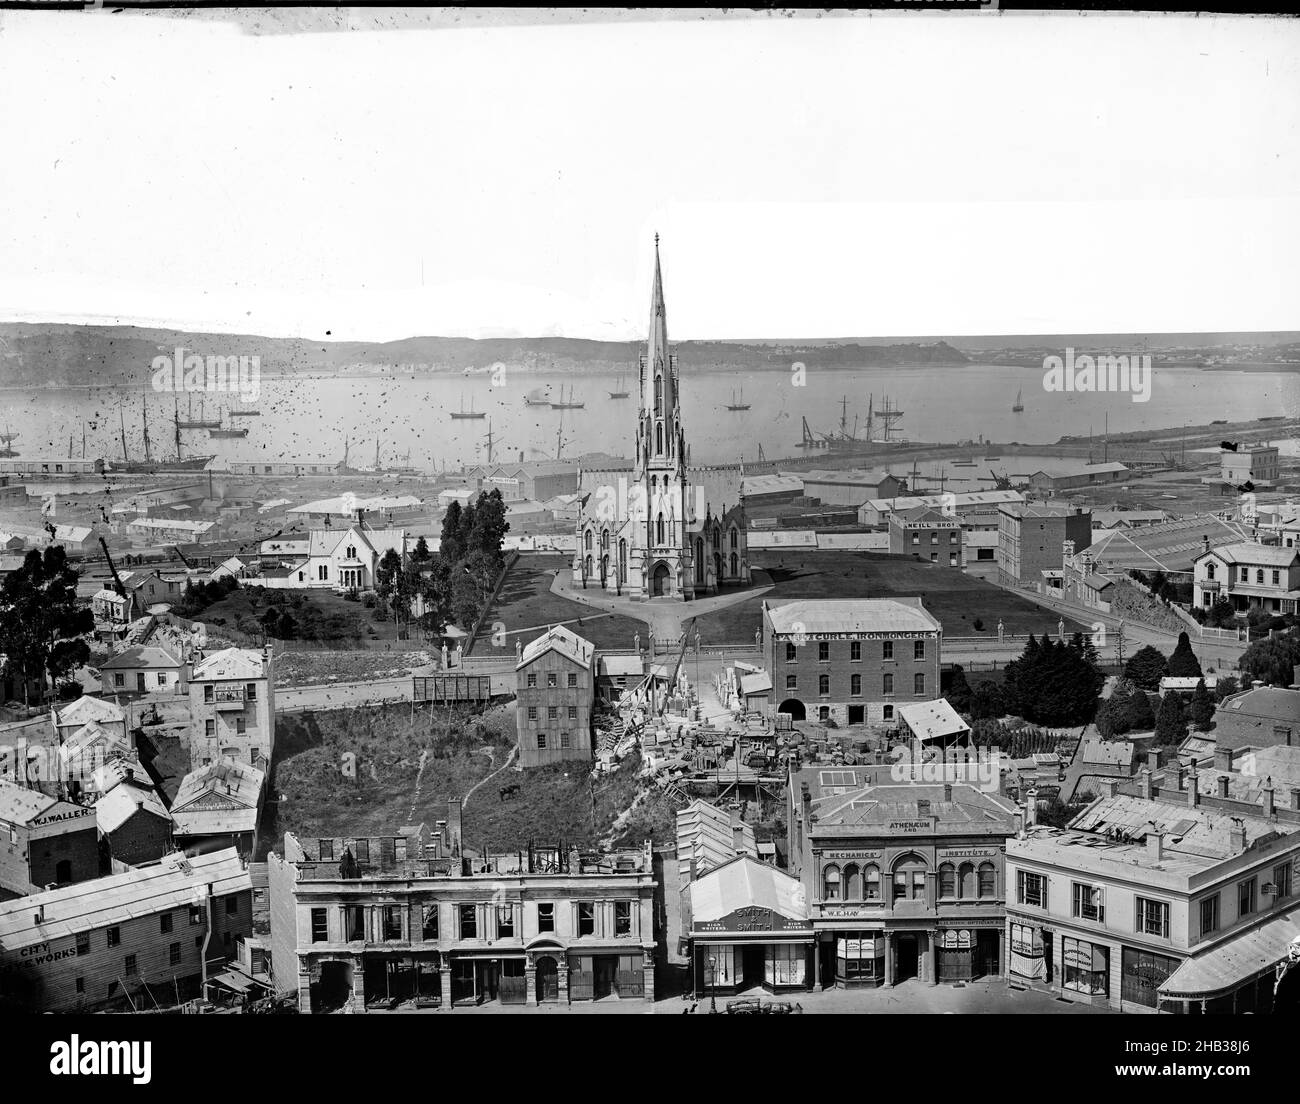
[656,423,663,455]
[656,512,665,545]
[655,373,663,416]
[730,552,738,577]
[730,527,738,550]
[584,530,593,550]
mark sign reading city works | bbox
[696,906,811,934]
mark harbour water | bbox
[1,362,1295,473]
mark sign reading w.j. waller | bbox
[696,905,811,934]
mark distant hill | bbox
[0,322,971,387]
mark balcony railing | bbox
[211,686,246,710]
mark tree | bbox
[1001,634,1104,727]
[1124,645,1169,691]
[439,500,466,564]
[1239,632,1300,687]
[1189,679,1215,731]
[946,665,973,714]
[969,680,1007,721]
[412,535,432,564]
[1154,691,1188,746]
[1214,674,1240,702]
[0,546,94,704]
[1166,631,1203,679]
[1125,687,1156,732]
[259,607,282,637]
[468,489,510,566]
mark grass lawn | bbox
[461,749,647,852]
[258,700,517,857]
[200,586,415,652]
[472,554,646,654]
[693,550,1089,643]
[272,649,433,688]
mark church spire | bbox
[647,232,667,372]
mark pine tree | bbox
[946,665,973,714]
[1189,679,1215,731]
[1167,631,1203,679]
[1154,692,1188,746]
[1124,645,1169,691]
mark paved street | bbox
[362,977,1112,1015]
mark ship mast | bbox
[142,396,152,463]
[174,398,183,461]
[119,404,128,461]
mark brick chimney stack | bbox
[1146,822,1164,863]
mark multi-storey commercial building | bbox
[186,647,275,769]
[997,503,1092,587]
[762,598,942,726]
[514,625,596,768]
[267,819,657,1012]
[1192,541,1300,615]
[888,507,963,566]
[1005,783,1300,1013]
[788,764,1018,988]
[1221,445,1279,488]
[0,779,100,898]
[0,847,252,1012]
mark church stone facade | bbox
[573,239,749,601]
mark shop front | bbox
[936,921,1002,982]
[449,952,527,1006]
[569,950,645,1000]
[688,856,815,997]
[1061,936,1110,1002]
[1008,919,1049,983]
[1120,946,1180,1011]
[834,932,886,987]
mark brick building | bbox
[0,779,100,899]
[515,625,595,768]
[888,507,962,566]
[997,503,1092,587]
[762,598,942,727]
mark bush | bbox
[362,593,377,609]
[56,679,83,701]
[343,588,361,603]
[972,618,984,632]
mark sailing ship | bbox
[209,420,249,438]
[176,396,222,429]
[550,385,585,409]
[0,425,17,458]
[450,394,486,420]
[229,404,261,416]
[105,398,213,473]
[726,388,751,411]
[523,387,551,406]
[608,376,629,399]
[1012,388,1024,413]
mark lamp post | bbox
[708,955,717,1014]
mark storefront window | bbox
[765,944,807,987]
[1009,922,1046,980]
[1120,947,1178,1008]
[937,929,974,982]
[706,946,736,988]
[1062,937,1109,996]
[836,934,883,985]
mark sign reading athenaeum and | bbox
[695,905,812,934]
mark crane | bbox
[98,536,127,597]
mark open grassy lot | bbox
[461,750,648,852]
[258,700,517,857]
[694,550,1088,643]
[472,554,646,654]
[200,585,416,651]
[272,649,432,688]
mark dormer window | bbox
[346,545,357,559]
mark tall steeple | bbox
[638,233,682,476]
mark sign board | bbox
[774,631,938,642]
[887,820,935,833]
[696,905,811,934]
[940,929,972,950]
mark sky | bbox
[0,10,1297,343]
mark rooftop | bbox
[0,848,249,949]
[56,695,125,728]
[688,854,809,927]
[764,597,941,636]
[897,699,971,742]
[794,765,1017,832]
[1200,542,1300,568]
[100,643,183,671]
[0,779,91,828]
[96,782,170,834]
[517,624,595,671]
[191,647,267,682]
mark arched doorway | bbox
[651,562,671,597]
[777,698,806,721]
[536,955,559,1003]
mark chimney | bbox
[1217,776,1229,799]
[1098,778,1120,798]
[1203,535,1211,555]
[1025,789,1039,826]
[1146,748,1160,774]
[33,904,44,924]
[943,782,953,802]
[446,798,463,856]
[1214,746,1233,772]
[1146,822,1164,863]
[1013,810,1025,839]
[1176,763,1186,791]
[1139,769,1153,801]
[1262,780,1275,818]
[125,766,134,782]
[1228,822,1247,854]
[1187,769,1199,807]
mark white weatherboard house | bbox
[258,524,406,591]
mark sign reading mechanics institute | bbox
[696,905,811,934]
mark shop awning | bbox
[693,933,815,945]
[1159,910,1300,1001]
